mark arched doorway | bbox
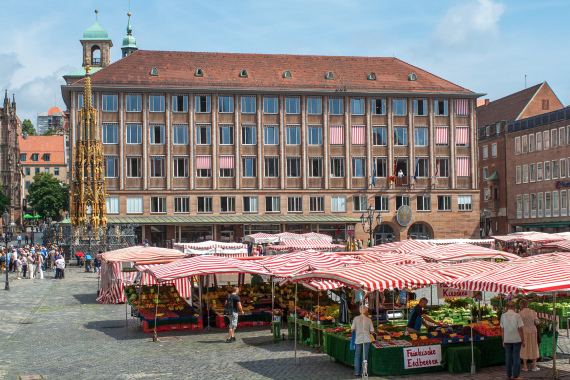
[374,224,394,245]
[407,222,431,240]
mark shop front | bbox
[179,225,213,243]
[311,223,346,243]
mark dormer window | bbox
[195,68,204,77]
[150,67,159,76]
[43,154,51,162]
[239,69,248,78]
[367,73,376,80]
[283,70,292,79]
[325,71,334,80]
[408,73,417,81]
[31,154,39,162]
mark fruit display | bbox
[126,285,201,322]
[411,338,442,346]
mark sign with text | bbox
[437,284,475,299]
[403,344,442,369]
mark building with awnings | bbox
[61,13,483,246]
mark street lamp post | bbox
[360,205,383,247]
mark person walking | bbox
[351,305,375,377]
[35,253,44,279]
[24,233,29,245]
[21,253,28,278]
[27,253,35,279]
[17,234,22,247]
[94,256,101,277]
[500,300,525,380]
[55,256,65,279]
[225,286,243,343]
[519,299,540,372]
[15,255,22,279]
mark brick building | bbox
[61,15,483,246]
[506,108,570,232]
[19,135,68,202]
[476,82,563,236]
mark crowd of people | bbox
[0,244,67,280]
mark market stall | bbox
[269,239,344,252]
[359,252,427,265]
[173,241,248,257]
[243,233,280,244]
[357,239,435,253]
[408,243,519,262]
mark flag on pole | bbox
[413,158,419,183]
[393,158,398,177]
[372,161,376,187]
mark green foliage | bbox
[27,173,68,219]
[0,184,11,214]
[22,119,36,135]
[42,128,56,136]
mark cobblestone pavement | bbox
[2,268,570,380]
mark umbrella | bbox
[75,252,85,257]
[33,215,41,219]
[23,214,34,219]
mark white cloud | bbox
[0,53,23,90]
[433,0,506,48]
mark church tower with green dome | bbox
[81,10,113,68]
[121,12,138,58]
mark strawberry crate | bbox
[169,324,181,331]
[157,325,171,332]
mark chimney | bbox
[485,99,489,106]
[23,133,27,140]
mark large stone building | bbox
[61,14,483,246]
[476,82,564,236]
[0,91,23,226]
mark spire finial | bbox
[95,9,99,21]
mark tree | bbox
[43,128,55,136]
[27,173,69,219]
[22,119,36,135]
[0,184,11,215]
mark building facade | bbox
[477,82,563,236]
[37,106,67,135]
[0,91,23,226]
[62,19,482,246]
[19,135,68,201]
[507,107,570,232]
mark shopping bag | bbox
[349,332,356,351]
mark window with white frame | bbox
[330,158,345,178]
[126,124,142,144]
[372,98,386,115]
[287,196,303,212]
[308,157,323,177]
[458,195,472,211]
[242,157,257,178]
[150,197,166,213]
[561,190,568,217]
[351,98,364,115]
[126,94,141,112]
[329,98,344,115]
[265,196,281,212]
[531,193,537,218]
[437,195,451,211]
[308,126,323,146]
[102,94,118,112]
[483,167,489,180]
[552,160,559,179]
[106,197,119,214]
[561,159,567,178]
[242,125,256,145]
[218,96,234,113]
[196,124,211,145]
[172,94,188,113]
[414,127,428,146]
[374,196,389,211]
[394,127,407,146]
[150,156,165,178]
[174,197,190,213]
[482,146,488,160]
[522,135,528,154]
[537,162,544,181]
[286,157,301,177]
[414,99,427,116]
[544,130,550,150]
[310,196,324,212]
[553,191,560,217]
[353,196,368,212]
[197,196,213,213]
[435,100,448,116]
[219,124,234,145]
[393,99,407,116]
[263,125,278,145]
[352,157,366,178]
[150,125,165,144]
[220,197,236,213]
[536,132,542,150]
[286,125,301,145]
[417,195,431,211]
[545,161,551,180]
[374,157,387,177]
[545,192,551,217]
[331,196,346,212]
[523,194,529,218]
[538,192,544,218]
[416,157,429,178]
[173,125,188,145]
[551,129,558,148]
[307,97,322,115]
[285,97,300,114]
[102,124,118,144]
[219,166,234,178]
[438,157,450,177]
[263,97,278,114]
[529,134,535,152]
[372,126,387,146]
[396,196,410,209]
[173,157,189,178]
[126,156,142,178]
[243,196,258,213]
[515,166,521,184]
[149,94,165,112]
[196,95,211,113]
[264,157,279,178]
[491,143,497,157]
[104,156,119,178]
[523,164,528,183]
[515,137,521,155]
[127,197,143,213]
[516,195,522,218]
[484,188,489,201]
[530,163,536,182]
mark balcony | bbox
[395,176,409,188]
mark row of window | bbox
[481,143,497,160]
[108,194,473,214]
[101,123,469,147]
[514,126,570,155]
[514,158,570,184]
[20,153,50,162]
[24,167,60,176]
[106,156,460,179]
[516,190,569,219]
[83,93,469,117]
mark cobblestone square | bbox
[2,267,570,380]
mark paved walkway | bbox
[2,267,570,379]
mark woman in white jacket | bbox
[351,304,374,377]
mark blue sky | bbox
[1,0,569,124]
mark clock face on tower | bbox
[397,205,412,227]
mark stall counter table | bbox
[323,331,557,376]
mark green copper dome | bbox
[121,14,137,48]
[82,14,110,40]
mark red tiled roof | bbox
[18,135,65,165]
[476,83,542,127]
[47,106,64,116]
[74,50,474,94]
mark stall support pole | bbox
[125,298,128,327]
[375,291,379,327]
[271,278,275,334]
[548,292,559,378]
[470,316,475,374]
[153,285,160,342]
[295,282,299,364]
[198,278,203,315]
[204,275,212,331]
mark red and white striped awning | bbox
[504,252,570,266]
[359,252,427,265]
[538,240,570,251]
[276,239,339,250]
[351,125,365,145]
[244,233,280,244]
[291,262,448,292]
[279,278,342,291]
[196,155,212,169]
[144,255,271,282]
[456,157,470,177]
[358,239,435,254]
[275,232,305,242]
[435,126,448,145]
[456,126,469,145]
[260,250,362,277]
[301,232,333,242]
[135,264,192,298]
[455,99,469,116]
[434,261,507,279]
[492,232,565,244]
[449,261,570,293]
[219,155,234,169]
[410,243,519,262]
[173,240,246,250]
[330,125,344,145]
[98,246,186,262]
